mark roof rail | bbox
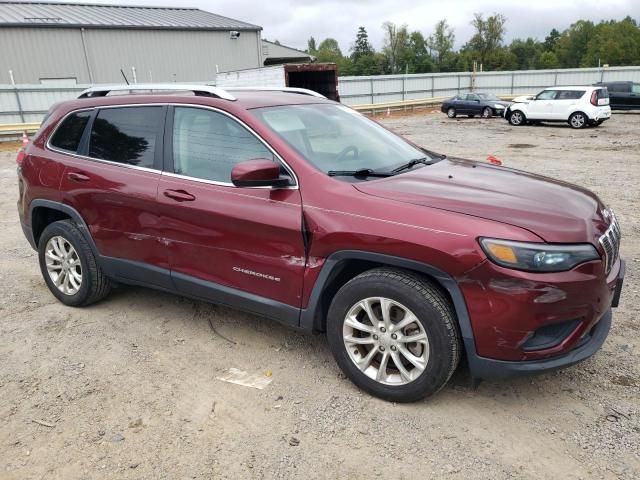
[78,84,237,101]
[223,87,326,98]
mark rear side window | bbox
[633,84,640,94]
[49,111,91,153]
[89,107,164,168]
[606,83,628,93]
[556,90,585,100]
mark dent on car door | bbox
[157,106,306,308]
[57,105,170,285]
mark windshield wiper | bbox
[392,157,432,173]
[327,168,393,178]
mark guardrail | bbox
[0,122,41,134]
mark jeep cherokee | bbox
[17,84,624,402]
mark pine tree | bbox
[352,26,374,60]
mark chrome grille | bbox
[599,212,621,274]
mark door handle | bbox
[163,189,196,202]
[67,171,90,182]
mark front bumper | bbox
[463,259,624,379]
[468,307,612,378]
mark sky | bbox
[66,0,638,52]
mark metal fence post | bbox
[457,75,461,94]
[370,78,374,104]
[510,72,515,94]
[8,70,25,123]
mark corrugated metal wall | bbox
[339,66,640,105]
[1,66,640,124]
[0,26,262,85]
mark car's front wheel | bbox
[38,220,111,307]
[326,268,461,402]
[481,107,492,118]
[569,111,588,129]
[508,110,526,126]
[446,107,457,118]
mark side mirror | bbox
[231,159,290,188]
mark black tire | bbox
[569,111,588,129]
[481,107,492,118]
[446,107,457,118]
[508,110,526,126]
[326,268,461,402]
[468,114,475,118]
[38,220,111,307]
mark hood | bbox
[355,158,609,243]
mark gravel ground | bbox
[0,112,638,479]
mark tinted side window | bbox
[632,84,640,94]
[89,107,164,168]
[172,107,276,183]
[557,90,585,100]
[49,111,91,153]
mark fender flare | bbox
[28,200,100,256]
[299,250,478,361]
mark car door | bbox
[466,94,482,114]
[526,90,557,119]
[57,105,171,288]
[156,105,306,317]
[631,83,640,108]
[554,90,584,119]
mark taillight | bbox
[16,148,26,166]
[590,91,598,106]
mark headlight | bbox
[494,104,504,109]
[479,238,600,272]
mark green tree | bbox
[464,13,508,69]
[351,26,374,60]
[306,36,317,55]
[382,21,410,73]
[543,28,561,51]
[553,20,596,67]
[315,38,343,62]
[509,38,543,70]
[537,51,560,69]
[582,17,640,67]
[427,19,455,70]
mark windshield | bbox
[477,93,499,100]
[251,104,429,174]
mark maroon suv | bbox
[17,84,624,402]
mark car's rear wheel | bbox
[508,110,526,126]
[326,268,461,402]
[481,107,492,118]
[38,220,111,307]
[446,107,457,118]
[569,112,588,129]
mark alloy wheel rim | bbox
[447,108,455,118]
[343,297,430,386]
[512,112,522,124]
[572,114,585,128]
[45,236,82,295]
[482,108,490,118]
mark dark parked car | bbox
[595,81,640,110]
[17,84,624,402]
[441,92,512,118]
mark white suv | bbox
[506,86,611,129]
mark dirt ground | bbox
[0,112,638,480]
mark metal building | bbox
[0,1,264,85]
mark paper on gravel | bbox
[217,368,273,390]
